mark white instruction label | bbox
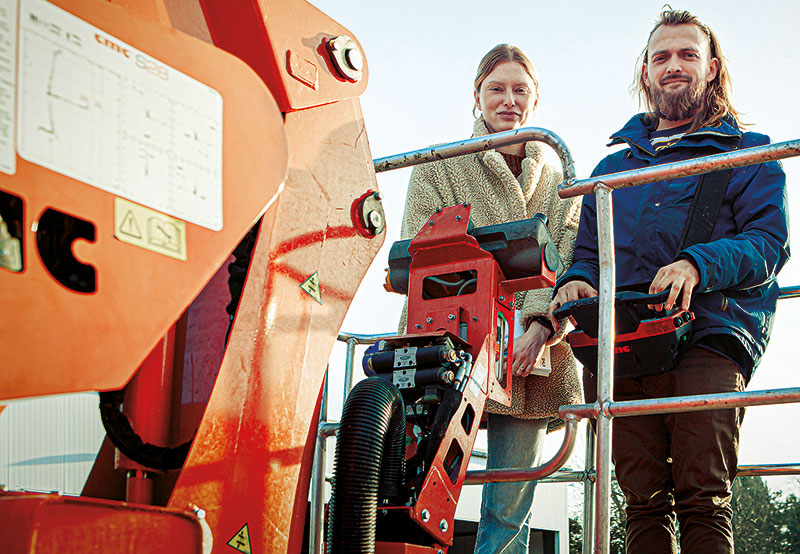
[17,0,223,230]
[0,0,17,174]
[469,360,487,399]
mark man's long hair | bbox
[633,8,743,132]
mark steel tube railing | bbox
[373,127,576,186]
[609,387,800,417]
[308,372,328,554]
[319,422,338,438]
[336,331,395,344]
[594,184,616,552]
[464,415,579,485]
[561,387,800,421]
[559,139,800,198]
[779,285,800,299]
[582,424,596,554]
[329,129,800,554]
[343,337,356,398]
[738,464,800,477]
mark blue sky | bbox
[314,0,800,482]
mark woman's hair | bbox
[473,44,539,117]
[632,8,742,131]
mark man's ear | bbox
[641,62,650,89]
[707,57,719,83]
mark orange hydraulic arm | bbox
[0,1,383,553]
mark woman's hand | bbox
[512,321,551,377]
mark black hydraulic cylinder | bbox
[368,345,457,373]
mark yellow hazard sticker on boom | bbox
[300,271,322,304]
[114,197,187,261]
[227,523,252,553]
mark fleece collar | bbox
[472,117,544,163]
[471,117,546,209]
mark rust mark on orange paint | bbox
[269,225,360,259]
[267,225,362,303]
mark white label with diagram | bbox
[469,360,487,399]
[17,0,224,230]
[0,0,17,174]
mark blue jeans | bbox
[474,413,548,554]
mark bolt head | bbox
[415,324,422,329]
[368,210,383,228]
[426,317,433,324]
[345,47,364,71]
[499,296,505,301]
[439,519,448,532]
[448,314,455,320]
[455,215,462,221]
[421,509,430,522]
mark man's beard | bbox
[650,78,706,122]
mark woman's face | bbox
[474,61,538,133]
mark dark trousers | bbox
[584,347,746,554]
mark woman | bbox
[399,44,582,554]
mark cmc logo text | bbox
[614,345,632,354]
[95,33,130,58]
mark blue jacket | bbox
[558,114,790,379]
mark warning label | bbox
[300,271,322,304]
[114,196,187,260]
[17,0,223,229]
[227,523,252,554]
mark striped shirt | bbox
[650,123,691,151]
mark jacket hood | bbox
[607,113,744,158]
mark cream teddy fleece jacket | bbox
[399,118,583,424]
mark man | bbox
[547,9,790,554]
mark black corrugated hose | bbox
[327,376,406,553]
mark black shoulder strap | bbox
[677,141,739,251]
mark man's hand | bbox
[649,259,700,311]
[512,321,550,377]
[547,281,598,330]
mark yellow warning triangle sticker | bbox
[226,523,252,554]
[300,271,322,304]
[119,210,143,239]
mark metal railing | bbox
[309,129,800,554]
[315,322,800,554]
[373,126,576,184]
[557,139,800,552]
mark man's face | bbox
[643,24,719,123]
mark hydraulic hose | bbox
[327,376,406,553]
[98,390,192,471]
